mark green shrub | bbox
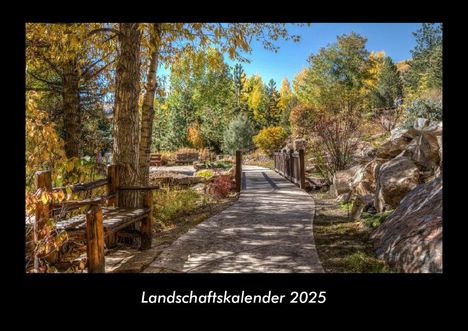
[403,96,442,128]
[195,169,214,179]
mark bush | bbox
[253,126,288,156]
[152,187,205,224]
[361,210,393,228]
[195,169,214,179]
[403,94,442,128]
[310,112,361,181]
[210,175,232,198]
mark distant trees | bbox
[160,54,292,153]
[401,23,442,127]
[294,33,373,114]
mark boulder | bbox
[350,159,385,219]
[351,194,374,220]
[354,140,377,160]
[329,165,361,197]
[400,131,440,172]
[377,127,419,159]
[372,177,442,273]
[375,156,420,212]
[306,176,329,190]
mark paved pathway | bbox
[144,165,324,273]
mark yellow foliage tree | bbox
[253,127,288,156]
[278,77,293,112]
[187,122,204,149]
[26,92,67,191]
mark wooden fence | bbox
[273,149,305,189]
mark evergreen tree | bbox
[370,56,403,109]
[403,23,443,92]
[222,113,253,154]
[265,79,281,126]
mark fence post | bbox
[289,150,294,181]
[107,165,119,207]
[34,170,52,270]
[235,150,242,192]
[299,149,305,189]
[86,204,105,273]
[140,190,153,250]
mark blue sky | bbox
[229,23,423,86]
[160,23,424,88]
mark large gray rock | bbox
[372,177,442,273]
[400,132,441,172]
[377,127,419,159]
[350,159,384,219]
[375,156,420,212]
[329,165,361,197]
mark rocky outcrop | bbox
[372,177,442,273]
[377,127,419,159]
[375,156,420,212]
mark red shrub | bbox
[211,175,232,198]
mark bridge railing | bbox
[273,149,305,189]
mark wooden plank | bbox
[52,178,108,193]
[140,191,153,250]
[56,207,150,231]
[117,185,161,191]
[86,205,105,273]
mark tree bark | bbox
[113,23,142,208]
[62,57,81,158]
[139,24,162,188]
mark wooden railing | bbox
[273,149,305,189]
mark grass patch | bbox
[311,191,392,273]
[361,210,393,228]
[152,187,208,225]
[344,252,391,273]
[339,201,353,211]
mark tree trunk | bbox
[139,23,161,187]
[62,58,81,158]
[113,23,142,208]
